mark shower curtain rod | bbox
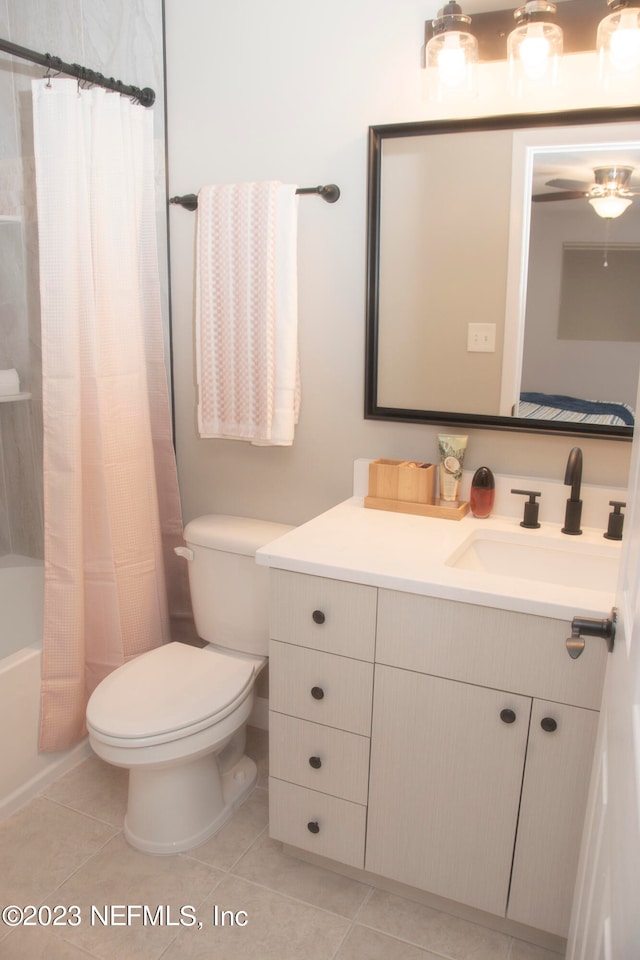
[0,37,155,107]
[170,184,341,210]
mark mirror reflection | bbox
[365,107,640,439]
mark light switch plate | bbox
[467,322,496,353]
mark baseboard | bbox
[0,739,92,822]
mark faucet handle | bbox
[604,500,626,541]
[511,489,541,529]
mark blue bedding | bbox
[519,392,635,426]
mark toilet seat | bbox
[86,642,256,747]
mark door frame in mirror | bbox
[364,106,640,441]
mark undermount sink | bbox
[446,528,620,593]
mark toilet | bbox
[86,515,292,855]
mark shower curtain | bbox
[32,78,189,752]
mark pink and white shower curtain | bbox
[32,78,189,752]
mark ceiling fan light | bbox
[588,194,633,218]
[425,3,478,101]
[508,1,563,95]
[598,2,640,85]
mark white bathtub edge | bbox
[0,739,92,822]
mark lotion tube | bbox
[437,434,468,502]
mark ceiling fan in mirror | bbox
[533,165,639,218]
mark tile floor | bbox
[0,728,565,960]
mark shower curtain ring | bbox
[43,55,62,88]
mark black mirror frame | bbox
[364,105,640,442]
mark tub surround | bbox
[258,462,623,948]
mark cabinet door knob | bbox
[500,708,517,724]
[541,716,558,733]
[307,820,320,834]
[311,686,325,700]
[312,609,326,624]
[309,756,322,769]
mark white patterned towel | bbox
[195,181,300,444]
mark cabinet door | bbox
[366,665,531,917]
[507,699,599,937]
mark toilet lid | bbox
[86,642,256,740]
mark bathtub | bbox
[0,556,89,820]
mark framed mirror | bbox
[365,106,640,440]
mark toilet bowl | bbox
[85,515,293,855]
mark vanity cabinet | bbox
[268,573,605,939]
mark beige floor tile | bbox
[233,832,371,918]
[42,755,128,827]
[163,874,350,960]
[1,925,98,959]
[358,889,511,960]
[181,785,269,871]
[336,924,444,959]
[47,833,223,960]
[0,797,116,907]
[509,938,565,960]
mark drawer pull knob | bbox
[500,708,517,724]
[309,756,322,769]
[312,609,326,625]
[541,716,558,733]
[307,820,320,834]
[311,686,325,700]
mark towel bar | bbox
[170,183,340,211]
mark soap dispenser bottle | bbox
[470,467,495,519]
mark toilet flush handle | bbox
[174,546,195,562]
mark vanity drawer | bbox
[376,590,607,710]
[269,640,374,735]
[270,570,376,661]
[269,777,366,868]
[269,712,370,804]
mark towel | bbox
[0,368,20,396]
[195,181,300,445]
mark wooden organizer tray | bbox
[364,458,469,520]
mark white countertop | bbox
[256,496,621,622]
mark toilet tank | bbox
[181,515,294,656]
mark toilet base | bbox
[123,753,258,855]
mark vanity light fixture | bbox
[597,0,640,86]
[424,0,630,98]
[507,1,563,93]
[425,2,479,100]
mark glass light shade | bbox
[598,6,640,85]
[425,29,478,100]
[588,194,633,218]
[508,15,563,95]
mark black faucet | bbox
[562,447,583,536]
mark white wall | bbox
[165,0,638,527]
